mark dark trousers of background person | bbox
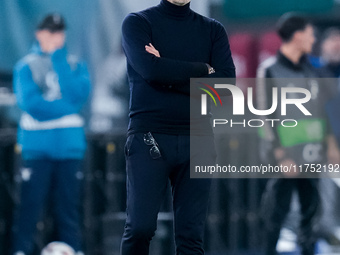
[120,133,215,255]
[11,159,83,255]
[262,178,320,255]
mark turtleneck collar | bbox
[158,0,191,18]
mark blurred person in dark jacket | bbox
[257,13,335,255]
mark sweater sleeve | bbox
[206,20,235,80]
[14,62,79,121]
[122,13,208,86]
[169,20,236,96]
[51,48,91,107]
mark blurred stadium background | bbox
[1,0,340,254]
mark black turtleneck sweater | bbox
[122,0,235,135]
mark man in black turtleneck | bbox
[120,0,235,254]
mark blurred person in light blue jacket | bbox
[11,13,91,255]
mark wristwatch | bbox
[206,64,215,74]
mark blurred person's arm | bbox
[14,62,79,121]
[327,135,340,165]
[256,62,297,171]
[256,66,281,152]
[324,80,340,165]
[52,47,91,106]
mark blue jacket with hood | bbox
[14,43,91,160]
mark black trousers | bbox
[262,178,320,255]
[120,133,215,255]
